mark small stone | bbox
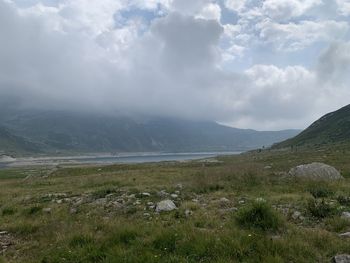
[156,200,177,212]
[339,232,350,238]
[134,200,141,205]
[70,207,78,214]
[171,194,178,199]
[43,208,52,213]
[192,199,199,203]
[341,212,350,219]
[220,197,230,203]
[0,231,8,235]
[292,211,302,220]
[185,209,193,217]
[238,200,245,204]
[175,183,183,189]
[143,213,151,217]
[333,254,350,263]
[264,165,272,169]
[175,191,180,194]
[56,199,63,204]
[142,192,151,197]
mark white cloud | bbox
[196,3,221,21]
[262,0,323,20]
[336,0,350,16]
[225,0,247,13]
[258,19,349,51]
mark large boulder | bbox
[156,200,177,213]
[333,254,350,263]
[288,162,342,180]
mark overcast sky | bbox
[0,0,350,130]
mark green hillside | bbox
[274,104,350,148]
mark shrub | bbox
[337,195,350,206]
[235,201,283,232]
[308,185,334,198]
[1,207,16,216]
[307,199,336,219]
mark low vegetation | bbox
[1,144,350,262]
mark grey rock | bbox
[0,231,8,235]
[171,194,179,199]
[70,207,78,214]
[220,197,230,203]
[339,232,350,238]
[142,192,151,197]
[288,162,342,180]
[156,200,177,212]
[341,212,350,219]
[333,254,350,263]
[43,208,52,213]
[185,209,193,217]
[292,211,302,220]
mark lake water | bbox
[0,152,240,168]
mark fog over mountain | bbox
[0,0,350,130]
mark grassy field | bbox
[1,146,350,262]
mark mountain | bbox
[273,104,350,148]
[0,126,40,155]
[0,110,300,155]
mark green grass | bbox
[1,145,350,262]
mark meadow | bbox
[1,145,350,262]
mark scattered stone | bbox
[93,198,107,206]
[192,199,199,203]
[56,199,63,204]
[158,190,169,198]
[134,200,141,205]
[143,213,151,217]
[43,208,52,213]
[220,197,230,203]
[264,165,272,169]
[333,254,350,263]
[339,232,350,238]
[156,200,177,213]
[291,211,302,220]
[70,207,78,214]
[341,212,350,220]
[185,209,193,218]
[0,231,8,235]
[288,162,343,180]
[142,192,151,197]
[175,183,183,189]
[238,200,245,205]
[171,194,178,199]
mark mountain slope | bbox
[0,110,300,154]
[0,126,41,154]
[273,104,350,148]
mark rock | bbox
[175,183,183,189]
[93,198,107,206]
[291,211,302,220]
[70,207,78,214]
[158,190,169,198]
[220,197,230,203]
[238,200,245,205]
[333,254,350,263]
[171,194,178,199]
[288,162,342,180]
[155,200,177,212]
[142,192,151,197]
[143,212,151,217]
[341,212,350,219]
[185,209,193,217]
[339,232,350,238]
[42,208,52,213]
[0,231,8,235]
[192,199,199,203]
[264,165,272,169]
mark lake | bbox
[0,152,240,168]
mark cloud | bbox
[262,0,323,20]
[0,0,350,131]
[258,19,349,51]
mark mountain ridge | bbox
[273,104,350,148]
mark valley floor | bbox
[1,145,350,262]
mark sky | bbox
[0,0,350,130]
